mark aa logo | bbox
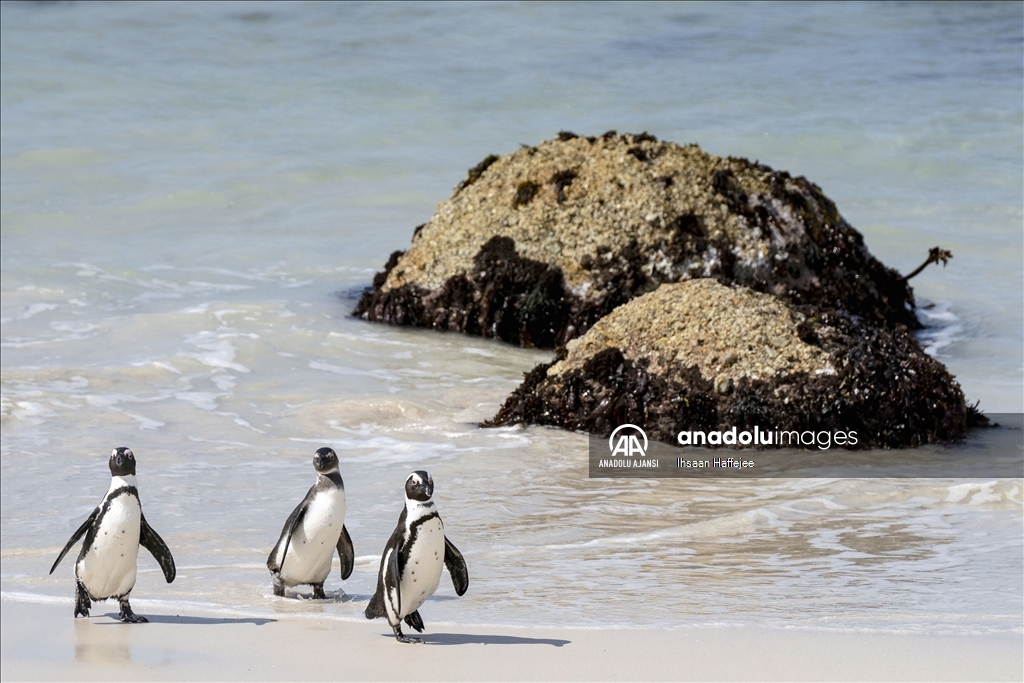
[608,424,648,458]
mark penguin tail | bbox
[364,590,386,619]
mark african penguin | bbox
[267,447,354,599]
[49,447,176,623]
[364,470,468,643]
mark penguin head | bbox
[108,447,136,477]
[405,471,433,501]
[313,447,339,474]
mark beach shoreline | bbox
[2,598,1020,682]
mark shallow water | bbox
[1,2,1021,635]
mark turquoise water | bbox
[2,2,1021,634]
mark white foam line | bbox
[186,436,259,447]
[2,590,75,605]
[916,300,965,358]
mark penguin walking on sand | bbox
[50,447,176,623]
[365,471,469,643]
[267,447,355,599]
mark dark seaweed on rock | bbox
[454,154,499,194]
[710,164,918,331]
[484,348,719,440]
[717,310,982,448]
[355,236,570,347]
[355,235,666,347]
[512,181,540,209]
[550,169,577,204]
[486,286,983,449]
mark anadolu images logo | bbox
[608,424,648,458]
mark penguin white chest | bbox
[399,515,445,617]
[77,494,141,600]
[280,487,345,586]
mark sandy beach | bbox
[1,598,1020,681]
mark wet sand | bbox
[1,598,1020,681]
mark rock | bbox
[485,280,977,449]
[354,131,918,347]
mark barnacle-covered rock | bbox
[486,280,976,449]
[354,131,918,347]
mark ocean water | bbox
[1,2,1021,635]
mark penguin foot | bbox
[272,578,285,597]
[312,583,327,600]
[404,610,425,633]
[118,600,148,624]
[393,625,423,644]
[74,581,91,618]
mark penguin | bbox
[267,447,355,599]
[364,470,469,643]
[49,447,175,623]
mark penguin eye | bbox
[127,453,133,459]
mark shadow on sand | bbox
[380,632,570,646]
[99,613,275,626]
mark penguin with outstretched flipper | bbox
[267,447,355,599]
[50,447,175,623]
[365,471,469,643]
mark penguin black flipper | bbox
[337,525,355,580]
[365,508,406,620]
[444,536,469,596]
[139,513,176,583]
[268,490,312,573]
[364,538,401,619]
[50,508,99,575]
[385,539,402,617]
